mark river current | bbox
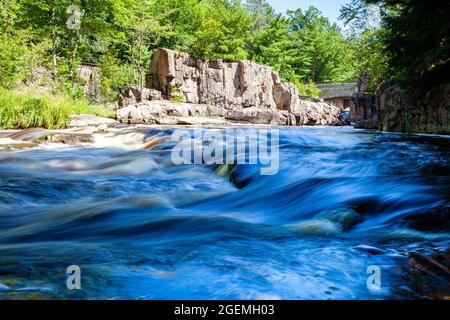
[0,126,448,299]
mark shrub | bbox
[169,84,185,103]
[295,80,321,98]
[99,56,134,102]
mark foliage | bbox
[1,0,392,105]
[169,85,185,103]
[295,80,321,98]
[340,0,450,88]
[0,87,115,129]
[0,29,49,88]
[99,55,134,102]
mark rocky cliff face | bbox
[376,82,450,134]
[124,48,343,126]
[147,48,294,110]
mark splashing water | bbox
[0,126,448,300]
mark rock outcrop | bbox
[116,48,343,126]
[376,82,450,134]
[117,100,230,126]
[147,48,289,110]
[69,114,118,128]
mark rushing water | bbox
[0,126,449,300]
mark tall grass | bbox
[0,88,115,129]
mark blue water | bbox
[0,127,449,299]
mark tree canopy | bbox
[340,0,450,88]
[4,0,443,101]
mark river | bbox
[0,126,448,299]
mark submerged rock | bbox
[399,248,450,299]
[46,133,94,144]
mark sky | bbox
[267,0,351,25]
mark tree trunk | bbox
[131,33,137,83]
[68,30,80,84]
[137,10,144,103]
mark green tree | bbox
[190,0,252,60]
[288,7,357,84]
[341,0,450,88]
[114,0,170,101]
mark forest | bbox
[0,0,448,128]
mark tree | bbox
[341,0,450,88]
[287,7,357,84]
[189,0,252,60]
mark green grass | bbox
[0,88,115,129]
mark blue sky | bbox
[266,0,351,25]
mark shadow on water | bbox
[0,126,448,299]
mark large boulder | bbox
[298,100,344,126]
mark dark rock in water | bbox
[317,208,361,231]
[353,245,387,255]
[46,133,94,145]
[407,250,450,277]
[398,248,450,299]
[404,205,450,233]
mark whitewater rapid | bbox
[0,126,448,299]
